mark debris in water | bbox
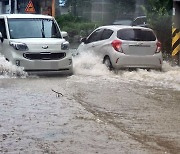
[51,89,63,97]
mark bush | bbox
[56,14,101,43]
[56,14,81,27]
[147,14,172,55]
[143,0,173,56]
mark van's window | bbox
[0,19,7,39]
[8,18,61,39]
[117,29,156,41]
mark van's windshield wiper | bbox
[41,20,45,38]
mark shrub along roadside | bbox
[56,14,101,43]
[143,0,173,60]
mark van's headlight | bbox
[61,41,69,50]
[10,42,28,51]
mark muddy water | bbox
[0,52,180,153]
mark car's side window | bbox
[100,29,113,40]
[86,29,103,43]
[0,19,7,39]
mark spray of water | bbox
[73,51,112,76]
[118,63,180,90]
[1,49,179,90]
[0,55,27,78]
[72,51,180,90]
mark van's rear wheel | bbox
[103,57,113,70]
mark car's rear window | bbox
[117,29,156,41]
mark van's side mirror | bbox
[61,31,68,38]
[0,32,4,43]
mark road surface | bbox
[0,52,180,154]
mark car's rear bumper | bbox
[112,53,163,69]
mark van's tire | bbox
[103,56,113,70]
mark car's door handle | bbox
[91,43,96,47]
[92,44,97,47]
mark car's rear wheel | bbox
[103,56,113,70]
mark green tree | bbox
[66,0,135,20]
[144,0,173,55]
[66,0,90,16]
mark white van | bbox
[0,14,73,75]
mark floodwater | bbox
[0,52,180,154]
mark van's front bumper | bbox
[25,68,73,76]
[11,52,73,75]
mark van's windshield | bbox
[8,18,62,39]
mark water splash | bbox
[0,55,27,78]
[73,51,111,76]
[117,63,180,90]
[72,51,180,90]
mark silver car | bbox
[0,14,73,75]
[77,25,163,70]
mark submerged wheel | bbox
[103,57,113,70]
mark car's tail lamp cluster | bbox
[111,40,122,52]
[155,41,161,53]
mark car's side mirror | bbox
[80,37,87,44]
[131,22,135,26]
[0,32,4,43]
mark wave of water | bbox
[72,51,180,91]
[0,55,27,78]
[73,51,111,76]
[1,51,180,90]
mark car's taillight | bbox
[155,41,161,53]
[111,40,122,52]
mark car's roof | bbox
[98,25,152,31]
[0,14,53,19]
[112,19,132,26]
[134,16,146,19]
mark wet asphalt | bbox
[0,74,179,154]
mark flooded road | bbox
[0,52,180,154]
